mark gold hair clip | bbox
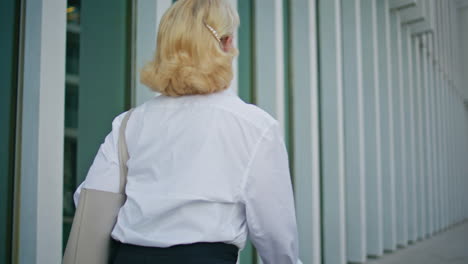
[204,22,221,43]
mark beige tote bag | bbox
[63,109,134,264]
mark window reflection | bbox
[63,0,80,250]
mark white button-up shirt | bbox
[74,89,301,264]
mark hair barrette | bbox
[204,22,221,43]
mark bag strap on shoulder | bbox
[118,108,134,194]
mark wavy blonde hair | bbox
[140,0,240,96]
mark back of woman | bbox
[74,1,301,263]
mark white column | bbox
[465,107,467,219]
[450,92,454,224]
[445,2,454,226]
[290,1,321,263]
[133,0,172,106]
[442,67,449,230]
[417,35,427,239]
[432,23,442,233]
[431,34,440,234]
[254,2,285,263]
[450,93,454,228]
[341,0,366,262]
[444,71,451,228]
[438,0,448,230]
[449,1,458,226]
[427,34,436,236]
[377,0,397,251]
[390,10,408,247]
[455,95,458,224]
[438,2,445,232]
[443,0,451,229]
[462,104,468,221]
[433,0,441,231]
[438,73,444,231]
[400,25,411,245]
[18,0,66,263]
[465,106,468,220]
[405,27,417,243]
[455,95,463,223]
[254,0,285,131]
[437,44,442,232]
[413,36,426,241]
[318,0,346,263]
[435,36,442,230]
[422,34,434,237]
[460,102,464,222]
[361,0,384,257]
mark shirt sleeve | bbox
[241,122,301,264]
[73,112,127,207]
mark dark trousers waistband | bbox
[111,240,238,264]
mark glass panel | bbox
[283,0,293,158]
[238,0,256,263]
[62,0,131,251]
[62,0,81,251]
[0,0,20,262]
[238,0,254,104]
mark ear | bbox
[221,35,233,52]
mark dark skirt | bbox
[111,240,239,264]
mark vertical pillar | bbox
[413,36,426,241]
[400,25,411,245]
[133,0,172,106]
[442,66,449,230]
[404,27,417,243]
[419,34,429,238]
[427,35,436,236]
[361,0,384,257]
[254,0,285,130]
[318,0,346,263]
[445,0,451,229]
[434,8,441,233]
[254,1,285,262]
[341,1,366,262]
[441,0,450,227]
[291,1,321,263]
[450,93,453,227]
[377,0,397,251]
[18,0,66,263]
[448,89,453,226]
[432,33,440,233]
[422,34,434,237]
[433,25,442,233]
[390,11,408,247]
[439,0,448,230]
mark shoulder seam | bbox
[238,122,278,201]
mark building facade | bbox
[1,0,467,263]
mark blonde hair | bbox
[140,0,240,96]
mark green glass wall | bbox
[238,0,257,263]
[238,0,255,105]
[0,0,20,263]
[63,0,131,249]
[76,0,132,183]
[283,0,293,159]
[62,0,81,250]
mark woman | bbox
[74,0,300,263]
